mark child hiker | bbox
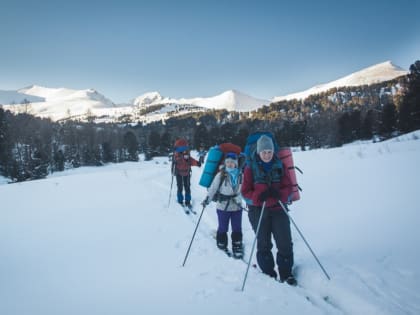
[202,152,244,259]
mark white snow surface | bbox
[0,89,44,104]
[1,131,419,315]
[272,61,408,102]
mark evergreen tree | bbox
[193,124,209,149]
[380,102,397,137]
[0,108,12,177]
[123,131,139,161]
[101,141,114,163]
[148,130,160,150]
[361,110,374,140]
[398,60,420,132]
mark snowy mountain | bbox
[272,61,408,102]
[0,89,44,104]
[132,89,269,112]
[1,131,419,315]
[2,85,118,121]
[0,61,408,122]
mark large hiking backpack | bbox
[199,142,242,188]
[174,138,189,153]
[172,138,191,175]
[244,132,302,203]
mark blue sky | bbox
[1,0,419,102]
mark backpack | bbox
[174,138,189,153]
[172,138,191,175]
[244,132,302,203]
[198,142,242,188]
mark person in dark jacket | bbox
[172,148,201,207]
[241,135,297,286]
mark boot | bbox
[231,231,243,259]
[216,232,228,250]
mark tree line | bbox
[1,61,418,182]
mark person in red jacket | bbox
[172,145,201,208]
[241,135,297,286]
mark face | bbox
[225,160,237,169]
[259,150,274,163]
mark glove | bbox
[197,161,202,167]
[201,196,210,206]
[258,187,280,202]
[269,187,280,200]
[258,189,271,202]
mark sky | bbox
[1,131,420,314]
[0,0,419,103]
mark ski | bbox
[178,203,190,215]
[185,204,197,214]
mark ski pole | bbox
[168,173,174,208]
[182,204,206,267]
[278,200,331,280]
[241,201,266,291]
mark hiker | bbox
[241,135,297,285]
[172,139,201,208]
[202,152,244,259]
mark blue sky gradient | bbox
[1,0,419,102]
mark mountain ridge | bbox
[0,61,408,122]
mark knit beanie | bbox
[256,135,274,153]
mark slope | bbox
[1,132,420,315]
[273,61,408,102]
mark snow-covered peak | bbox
[132,91,164,107]
[131,89,269,112]
[273,61,408,102]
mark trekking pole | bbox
[241,201,267,291]
[182,204,206,267]
[278,200,331,281]
[168,173,174,208]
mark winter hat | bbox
[257,135,274,153]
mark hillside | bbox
[1,132,419,314]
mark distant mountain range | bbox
[272,61,407,102]
[0,61,408,122]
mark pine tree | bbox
[398,60,420,132]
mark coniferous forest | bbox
[1,61,419,182]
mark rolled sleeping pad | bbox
[199,145,224,187]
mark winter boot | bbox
[231,231,244,259]
[281,274,297,286]
[216,232,228,251]
[257,251,277,279]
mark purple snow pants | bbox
[216,209,242,233]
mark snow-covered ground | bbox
[1,132,419,315]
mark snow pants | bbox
[176,174,191,204]
[248,205,294,280]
